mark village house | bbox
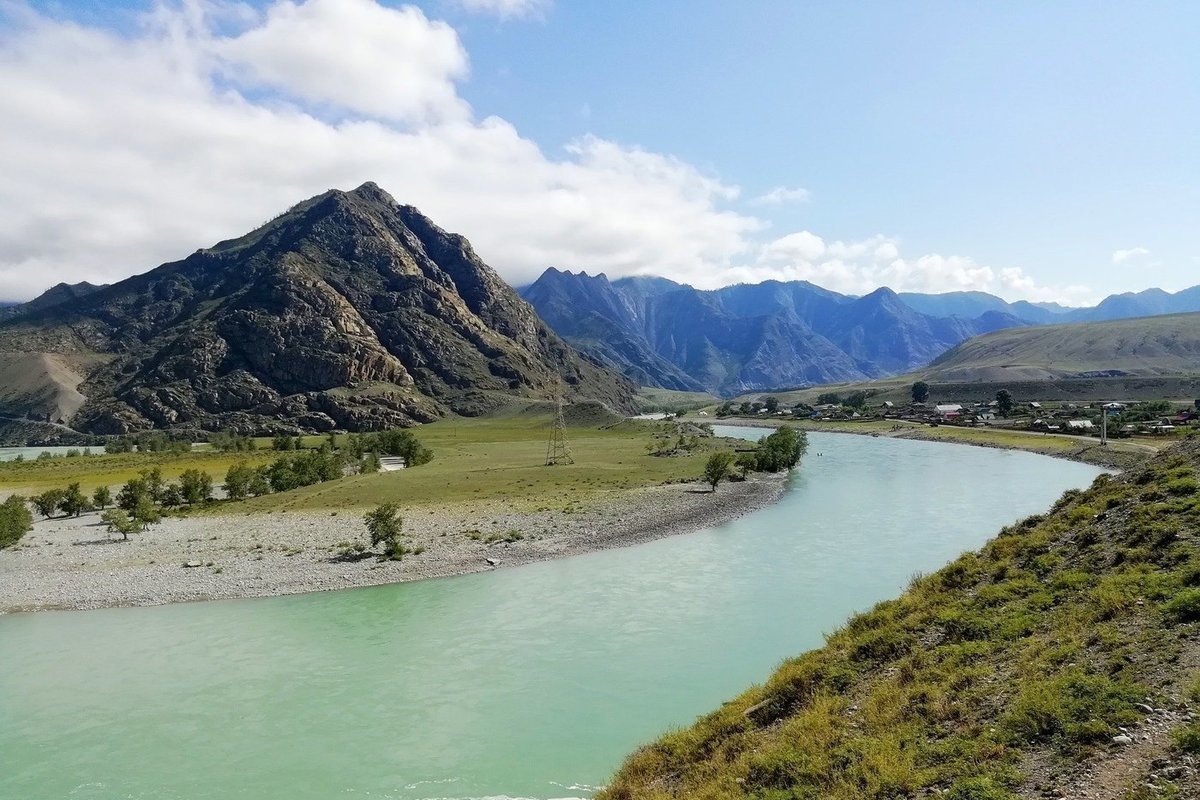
[934,403,963,419]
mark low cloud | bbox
[1112,247,1151,265]
[721,231,1098,304]
[750,185,811,205]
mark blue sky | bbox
[2,0,1197,302]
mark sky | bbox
[0,1,1196,304]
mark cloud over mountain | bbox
[0,0,1091,304]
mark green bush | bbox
[1172,721,1200,754]
[0,496,33,549]
[1163,588,1200,623]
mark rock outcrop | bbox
[0,183,635,434]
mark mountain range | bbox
[521,270,1200,395]
[0,183,635,434]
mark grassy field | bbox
[0,415,732,513]
[223,417,724,514]
[0,449,282,493]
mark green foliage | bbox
[117,478,150,512]
[816,392,841,405]
[360,451,381,474]
[703,450,735,491]
[0,496,33,549]
[210,432,256,453]
[160,484,183,508]
[364,502,406,559]
[911,381,930,403]
[995,389,1014,417]
[132,494,162,531]
[272,434,298,452]
[178,469,214,505]
[1162,588,1200,623]
[945,777,1015,800]
[31,488,65,519]
[1173,721,1200,754]
[844,390,868,409]
[753,426,809,472]
[224,463,253,501]
[764,396,779,413]
[58,482,89,518]
[140,468,165,503]
[100,508,139,540]
[92,485,112,510]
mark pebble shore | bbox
[0,473,787,614]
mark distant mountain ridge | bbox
[522,270,1024,395]
[0,183,635,433]
[523,269,1200,395]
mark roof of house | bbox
[935,404,963,413]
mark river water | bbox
[0,429,1104,800]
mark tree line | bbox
[703,427,809,491]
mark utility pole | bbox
[1101,404,1108,446]
[545,389,573,466]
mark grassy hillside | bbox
[922,312,1200,382]
[729,313,1200,406]
[603,438,1200,799]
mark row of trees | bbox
[703,427,809,491]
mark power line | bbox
[545,391,572,466]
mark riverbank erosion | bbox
[601,437,1200,800]
[0,472,786,613]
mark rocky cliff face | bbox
[522,270,1027,395]
[0,183,635,434]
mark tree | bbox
[224,463,253,501]
[734,452,758,479]
[31,489,65,519]
[0,496,33,549]
[248,468,272,498]
[704,451,736,492]
[911,381,929,403]
[996,389,1014,418]
[272,434,296,452]
[160,484,184,509]
[178,469,213,505]
[140,468,165,503]
[92,486,112,510]
[101,508,140,541]
[739,401,753,415]
[844,391,868,409]
[132,495,162,531]
[816,392,842,406]
[364,502,406,559]
[360,451,381,474]
[117,478,150,512]
[764,396,779,413]
[754,426,809,472]
[58,483,89,518]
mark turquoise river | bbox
[0,428,1106,799]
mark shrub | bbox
[1173,721,1200,754]
[0,496,33,548]
[364,502,406,559]
[1163,589,1200,623]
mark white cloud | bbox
[1112,246,1151,264]
[455,0,551,20]
[0,1,753,300]
[0,0,1099,307]
[216,0,469,124]
[750,185,810,205]
[727,231,1098,304]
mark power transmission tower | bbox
[545,391,573,466]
